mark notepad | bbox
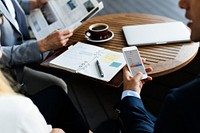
[49,42,126,82]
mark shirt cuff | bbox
[121,90,141,100]
[47,125,52,132]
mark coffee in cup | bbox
[85,23,109,40]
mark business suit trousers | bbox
[29,86,90,133]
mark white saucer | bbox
[85,30,114,43]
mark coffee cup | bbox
[85,23,109,40]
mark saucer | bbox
[85,30,114,43]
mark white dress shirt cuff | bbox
[47,125,52,132]
[121,90,141,100]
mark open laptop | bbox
[122,21,191,46]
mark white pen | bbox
[96,60,104,77]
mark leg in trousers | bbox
[28,85,90,133]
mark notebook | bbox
[122,21,191,46]
[49,42,126,82]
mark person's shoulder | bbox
[1,94,33,105]
[171,76,200,95]
[165,76,200,107]
[0,94,50,132]
[0,95,35,114]
[0,95,42,132]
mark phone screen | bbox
[123,47,147,79]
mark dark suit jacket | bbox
[117,76,200,133]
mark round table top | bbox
[68,13,199,77]
[44,13,199,87]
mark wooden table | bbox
[42,13,199,87]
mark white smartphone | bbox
[122,46,148,79]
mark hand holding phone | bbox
[122,46,147,79]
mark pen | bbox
[96,60,104,77]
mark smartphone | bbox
[122,46,147,79]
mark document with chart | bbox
[28,0,104,40]
[49,42,126,82]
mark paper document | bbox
[28,0,104,40]
[49,42,126,82]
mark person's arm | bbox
[38,29,73,52]
[29,0,48,10]
[1,28,73,67]
[51,128,65,133]
[0,40,43,67]
[118,96,155,133]
[123,64,153,95]
[18,0,48,14]
[0,9,73,67]
[115,66,154,133]
[0,11,2,24]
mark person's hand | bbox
[38,29,73,52]
[123,65,153,94]
[51,128,65,133]
[30,0,48,10]
[0,18,2,25]
[0,13,2,25]
[37,0,48,5]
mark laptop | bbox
[122,21,191,46]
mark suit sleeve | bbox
[117,96,154,133]
[0,41,46,67]
[154,92,185,133]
